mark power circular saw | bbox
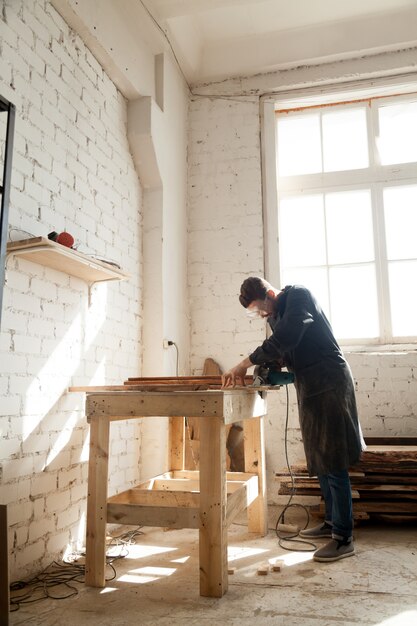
[252,364,294,387]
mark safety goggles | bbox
[246,306,262,318]
[246,299,271,318]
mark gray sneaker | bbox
[313,538,355,562]
[299,522,333,539]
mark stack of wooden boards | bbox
[276,437,417,520]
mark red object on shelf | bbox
[57,232,74,248]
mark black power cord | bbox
[166,340,179,376]
[9,527,144,612]
[274,384,317,553]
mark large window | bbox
[275,94,417,344]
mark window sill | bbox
[343,343,417,355]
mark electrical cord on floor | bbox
[274,385,317,553]
[9,560,85,612]
[9,527,144,612]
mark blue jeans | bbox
[318,470,353,540]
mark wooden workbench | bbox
[74,379,269,598]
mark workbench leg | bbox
[199,417,228,597]
[244,416,267,535]
[85,416,110,587]
[169,416,184,470]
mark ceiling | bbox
[143,0,417,85]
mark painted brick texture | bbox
[0,0,142,579]
[188,95,265,371]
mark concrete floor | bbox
[9,509,417,626]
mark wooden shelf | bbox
[6,237,130,284]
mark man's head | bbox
[239,277,279,318]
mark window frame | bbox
[274,91,417,347]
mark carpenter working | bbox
[222,277,365,562]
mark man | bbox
[222,277,365,562]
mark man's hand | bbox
[221,357,252,388]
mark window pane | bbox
[277,113,321,176]
[329,265,379,339]
[279,195,326,267]
[322,108,369,172]
[281,267,330,318]
[325,189,374,264]
[389,261,417,337]
[378,100,417,165]
[384,185,417,260]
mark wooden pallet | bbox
[276,439,417,520]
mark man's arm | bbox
[222,356,253,388]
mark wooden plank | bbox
[244,417,267,535]
[153,479,200,491]
[107,478,254,510]
[126,375,221,381]
[70,385,141,392]
[335,501,417,513]
[364,437,417,446]
[108,489,201,507]
[147,478,250,493]
[226,477,259,527]
[169,416,184,470]
[199,416,228,597]
[127,385,222,390]
[172,469,200,480]
[351,474,417,485]
[85,391,224,419]
[84,389,268,422]
[85,416,110,588]
[107,503,200,528]
[7,237,129,283]
[364,445,417,453]
[173,469,256,482]
[224,471,259,482]
[282,463,417,476]
[277,443,417,476]
[0,505,9,626]
[279,479,417,492]
[126,376,222,381]
[202,358,224,376]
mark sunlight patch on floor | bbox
[374,611,417,626]
[227,545,269,562]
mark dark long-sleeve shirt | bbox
[249,285,364,475]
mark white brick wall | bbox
[187,93,417,504]
[188,96,265,371]
[0,0,143,579]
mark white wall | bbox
[187,51,417,503]
[0,0,189,580]
[188,96,264,371]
